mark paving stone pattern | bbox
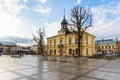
[0,55,120,80]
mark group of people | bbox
[11,51,37,58]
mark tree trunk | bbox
[78,28,81,56]
[80,38,82,56]
[70,6,92,57]
[38,46,41,55]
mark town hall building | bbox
[47,15,95,56]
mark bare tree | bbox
[5,47,12,55]
[33,28,45,56]
[70,6,92,56]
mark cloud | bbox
[0,1,38,46]
[0,8,37,38]
[88,1,120,39]
[43,22,61,37]
[38,0,48,4]
[0,0,27,15]
[0,36,32,43]
[41,22,61,43]
[76,0,81,4]
[31,22,60,44]
[23,0,29,3]
[0,0,53,46]
[33,6,52,15]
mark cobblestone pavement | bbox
[0,55,120,80]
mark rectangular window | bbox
[112,45,114,48]
[75,38,78,44]
[92,38,94,45]
[50,41,52,46]
[86,48,88,55]
[76,48,78,54]
[99,46,100,49]
[54,41,56,46]
[50,49,52,55]
[69,39,72,44]
[92,49,93,54]
[86,36,88,44]
[60,40,62,44]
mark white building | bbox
[0,41,16,54]
[31,45,38,54]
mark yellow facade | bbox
[47,30,96,56]
[47,16,95,56]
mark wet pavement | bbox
[0,55,120,80]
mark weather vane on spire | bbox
[64,8,65,18]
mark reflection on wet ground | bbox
[0,55,120,80]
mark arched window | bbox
[69,48,72,54]
[109,46,111,49]
[50,49,52,54]
[54,49,56,54]
[102,46,104,49]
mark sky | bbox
[0,0,120,46]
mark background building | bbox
[116,40,120,56]
[31,45,38,54]
[47,16,95,56]
[31,45,47,55]
[96,39,116,54]
[0,41,16,55]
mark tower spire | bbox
[64,8,65,18]
[61,8,68,30]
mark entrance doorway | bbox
[60,49,63,55]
